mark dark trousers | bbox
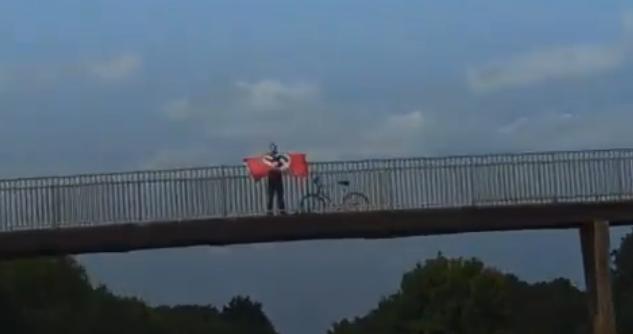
[267,178,285,213]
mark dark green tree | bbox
[329,254,512,334]
[505,276,588,334]
[0,256,279,334]
[221,295,279,334]
[613,228,633,333]
[329,252,596,334]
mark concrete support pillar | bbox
[580,220,617,334]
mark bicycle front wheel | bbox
[299,194,327,214]
[342,192,369,212]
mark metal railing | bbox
[1,148,633,232]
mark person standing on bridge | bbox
[264,143,288,216]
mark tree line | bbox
[328,229,633,334]
[1,229,633,334]
[0,257,278,334]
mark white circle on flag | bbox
[262,154,291,171]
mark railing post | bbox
[617,152,625,197]
[469,158,477,206]
[221,166,228,217]
[136,173,143,222]
[384,170,389,211]
[383,162,393,211]
[391,161,397,210]
[52,182,61,229]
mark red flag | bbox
[243,152,309,180]
[243,156,272,181]
[288,153,308,177]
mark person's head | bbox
[269,142,278,155]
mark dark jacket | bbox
[264,153,286,182]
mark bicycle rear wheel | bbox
[299,194,328,214]
[342,192,370,211]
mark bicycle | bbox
[298,175,370,213]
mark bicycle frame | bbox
[310,178,333,203]
[309,176,353,203]
[299,175,370,213]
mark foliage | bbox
[328,229,633,334]
[613,228,633,332]
[5,228,633,334]
[329,255,512,334]
[0,257,278,334]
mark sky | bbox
[2,1,633,333]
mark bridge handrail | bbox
[0,147,632,231]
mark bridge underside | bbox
[0,201,632,259]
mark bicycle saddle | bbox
[337,180,350,186]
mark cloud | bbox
[141,147,212,170]
[155,76,442,162]
[624,10,633,35]
[88,54,142,81]
[152,90,433,165]
[160,79,320,125]
[385,110,425,131]
[467,44,626,93]
[496,113,574,135]
[159,79,323,147]
[162,98,194,121]
[235,79,318,111]
[0,64,61,93]
[497,117,529,135]
[0,53,142,91]
[0,69,8,92]
[468,10,633,94]
[488,106,633,152]
[329,110,431,158]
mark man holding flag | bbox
[243,143,308,215]
[264,143,288,215]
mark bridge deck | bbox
[0,200,632,259]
